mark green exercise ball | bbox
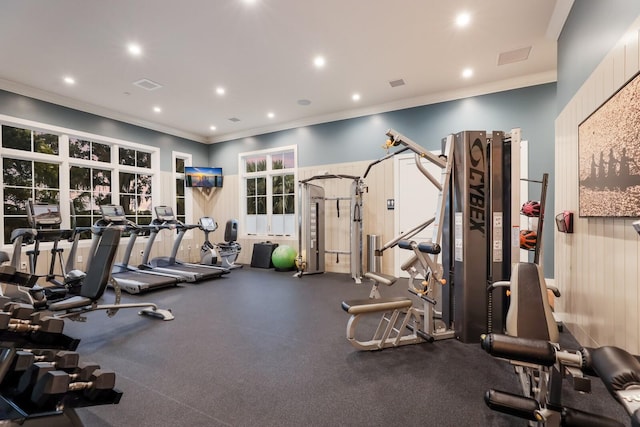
[271,245,297,270]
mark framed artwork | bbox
[578,70,640,217]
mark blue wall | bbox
[557,0,640,112]
[0,89,207,171]
[210,83,557,272]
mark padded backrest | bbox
[505,262,559,342]
[80,227,121,300]
[224,219,238,243]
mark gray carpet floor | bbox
[55,267,630,426]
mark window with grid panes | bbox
[2,125,60,243]
[240,147,296,236]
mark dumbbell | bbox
[11,313,64,334]
[16,351,79,395]
[30,369,116,407]
[0,350,40,389]
[3,303,34,320]
[0,311,64,334]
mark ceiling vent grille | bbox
[133,78,163,91]
[228,117,241,122]
[497,47,532,66]
[389,78,405,88]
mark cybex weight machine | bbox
[341,128,523,350]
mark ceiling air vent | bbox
[228,117,241,122]
[389,79,405,88]
[133,78,163,91]
[497,47,532,66]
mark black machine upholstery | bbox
[223,219,238,243]
[48,228,120,311]
[506,262,559,342]
[590,346,640,394]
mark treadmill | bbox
[139,206,228,283]
[97,205,185,294]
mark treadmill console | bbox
[100,205,127,222]
[155,206,175,222]
[29,202,62,227]
[199,217,217,231]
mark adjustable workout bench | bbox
[44,227,174,321]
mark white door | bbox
[394,153,441,277]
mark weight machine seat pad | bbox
[363,272,397,287]
[48,295,92,311]
[506,262,559,342]
[589,346,640,394]
[341,297,412,315]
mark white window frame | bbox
[172,151,193,236]
[0,114,161,251]
[238,145,297,238]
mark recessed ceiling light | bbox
[128,43,142,56]
[210,125,217,131]
[456,12,471,28]
[153,106,162,113]
[297,99,311,106]
[267,112,275,119]
[352,93,361,102]
[313,55,326,68]
[63,76,75,85]
[216,87,225,96]
[462,68,473,78]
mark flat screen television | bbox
[184,167,223,188]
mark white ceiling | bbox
[0,0,571,144]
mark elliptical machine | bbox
[199,217,242,270]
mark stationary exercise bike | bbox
[199,217,242,270]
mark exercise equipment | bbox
[43,226,174,321]
[483,261,580,426]
[0,202,84,305]
[97,205,185,294]
[250,242,278,268]
[198,217,242,270]
[519,230,538,250]
[271,245,296,270]
[483,334,638,426]
[521,200,541,217]
[140,206,228,283]
[341,130,456,350]
[341,127,527,349]
[295,174,366,283]
[0,296,121,426]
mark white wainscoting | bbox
[555,16,640,352]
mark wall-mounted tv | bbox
[184,167,223,188]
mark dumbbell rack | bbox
[0,299,122,425]
[521,173,548,264]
